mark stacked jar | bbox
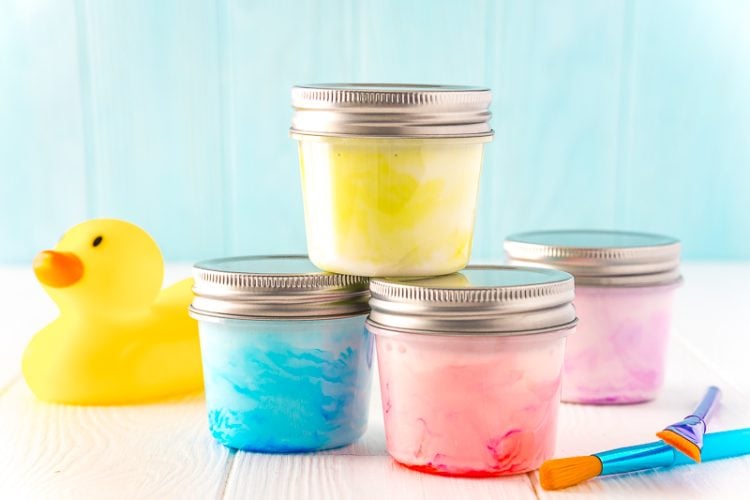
[291,83,492,277]
[290,84,577,476]
[189,84,686,479]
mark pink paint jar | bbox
[367,266,577,477]
[504,230,681,404]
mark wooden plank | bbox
[614,0,750,259]
[478,0,627,260]
[358,0,489,84]
[2,1,750,264]
[225,454,535,500]
[0,0,88,264]
[71,0,228,262]
[671,262,750,396]
[0,382,232,499]
[218,0,358,257]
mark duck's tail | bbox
[152,278,197,339]
[158,277,194,307]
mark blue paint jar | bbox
[190,255,373,452]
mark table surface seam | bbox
[0,374,21,399]
[218,450,237,500]
[526,471,541,499]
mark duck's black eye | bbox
[92,236,103,247]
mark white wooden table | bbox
[2,263,749,499]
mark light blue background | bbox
[1,0,749,264]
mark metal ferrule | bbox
[663,386,722,451]
[597,441,677,475]
[663,416,707,450]
[291,84,494,138]
[367,265,577,336]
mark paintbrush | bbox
[656,386,721,462]
[539,427,750,491]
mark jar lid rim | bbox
[191,255,370,319]
[367,265,576,335]
[504,230,681,285]
[291,83,493,138]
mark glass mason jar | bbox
[367,266,577,476]
[504,230,682,404]
[190,255,373,452]
[291,84,493,277]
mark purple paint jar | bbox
[504,230,681,404]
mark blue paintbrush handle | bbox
[688,427,750,463]
[597,427,750,475]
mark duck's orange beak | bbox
[33,250,84,288]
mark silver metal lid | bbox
[190,255,370,320]
[504,230,682,286]
[368,265,576,336]
[290,83,494,138]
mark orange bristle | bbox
[657,430,702,462]
[539,455,603,490]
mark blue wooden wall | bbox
[1,0,749,264]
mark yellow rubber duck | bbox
[23,219,203,404]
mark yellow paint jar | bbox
[291,84,494,277]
